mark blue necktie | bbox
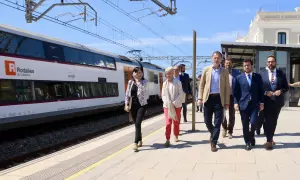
[247,74,252,100]
[247,74,251,86]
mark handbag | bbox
[124,81,133,112]
[124,97,132,112]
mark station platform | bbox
[1,105,300,180]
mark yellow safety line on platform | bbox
[64,126,164,180]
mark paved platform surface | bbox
[1,105,300,180]
[69,106,300,180]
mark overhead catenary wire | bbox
[0,0,136,52]
[67,0,167,56]
[100,0,189,55]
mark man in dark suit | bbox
[222,58,241,139]
[179,64,192,122]
[259,55,289,150]
[234,59,264,151]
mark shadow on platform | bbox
[138,139,210,152]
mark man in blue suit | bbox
[259,55,289,150]
[179,64,192,122]
[234,59,264,151]
[222,58,241,139]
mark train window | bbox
[113,83,119,96]
[44,42,65,62]
[34,81,65,100]
[154,74,158,84]
[90,83,100,97]
[105,56,116,69]
[15,80,33,102]
[64,83,78,98]
[74,83,91,98]
[93,54,106,67]
[1,79,117,105]
[0,80,33,103]
[97,83,108,97]
[79,51,95,66]
[147,71,155,82]
[0,31,12,53]
[64,47,80,64]
[16,37,45,59]
[6,34,23,54]
[0,79,16,103]
[107,83,118,96]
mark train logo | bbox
[5,60,16,76]
[4,60,34,76]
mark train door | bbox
[159,72,163,96]
[124,66,133,92]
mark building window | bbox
[277,32,286,44]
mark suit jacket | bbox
[230,68,241,95]
[179,73,192,94]
[233,72,264,110]
[198,65,230,107]
[260,68,289,107]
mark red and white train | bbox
[0,24,165,131]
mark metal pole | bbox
[192,30,196,131]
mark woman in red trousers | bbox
[162,66,185,147]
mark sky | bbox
[0,0,299,75]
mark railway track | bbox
[0,103,164,171]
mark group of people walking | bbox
[124,64,191,151]
[198,51,289,152]
[124,50,291,152]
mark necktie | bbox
[271,70,275,90]
[247,74,251,86]
[271,70,274,83]
[247,74,252,100]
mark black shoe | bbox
[251,138,256,146]
[211,143,217,152]
[245,143,251,151]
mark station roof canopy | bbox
[221,41,300,55]
[220,41,300,68]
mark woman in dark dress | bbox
[125,67,149,151]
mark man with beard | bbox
[259,55,289,150]
[234,59,264,151]
[222,58,241,139]
[179,64,192,122]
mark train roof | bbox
[142,62,164,71]
[0,24,120,59]
[0,24,165,72]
